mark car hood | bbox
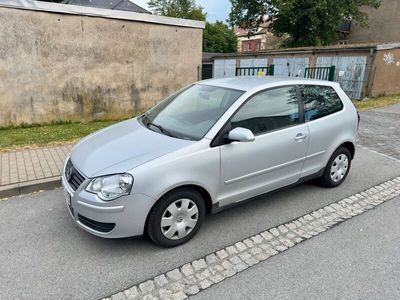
[70,118,194,178]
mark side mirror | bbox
[227,127,255,143]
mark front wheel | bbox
[146,188,206,247]
[319,147,351,187]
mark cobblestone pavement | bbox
[104,177,400,300]
[358,103,400,161]
[0,144,72,186]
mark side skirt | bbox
[211,167,325,214]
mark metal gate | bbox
[201,63,213,80]
[214,59,236,78]
[304,66,336,81]
[273,57,310,77]
[316,56,368,99]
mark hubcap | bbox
[330,154,349,183]
[161,199,199,240]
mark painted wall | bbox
[0,6,203,125]
[349,0,400,44]
[370,48,400,96]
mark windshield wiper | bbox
[141,114,176,138]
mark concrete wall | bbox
[0,3,203,125]
[349,0,400,44]
[370,47,400,96]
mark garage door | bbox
[214,59,237,78]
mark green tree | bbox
[148,0,206,21]
[203,21,237,53]
[229,0,381,47]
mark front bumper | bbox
[61,161,156,238]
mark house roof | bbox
[63,0,150,14]
[234,21,269,37]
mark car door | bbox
[217,86,309,207]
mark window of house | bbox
[300,85,343,121]
[231,86,300,135]
[243,42,251,52]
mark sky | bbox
[132,0,232,22]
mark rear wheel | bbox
[319,147,351,187]
[146,188,206,247]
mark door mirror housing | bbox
[227,127,255,143]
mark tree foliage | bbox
[203,21,238,53]
[148,0,206,21]
[229,0,381,47]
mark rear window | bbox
[300,85,343,121]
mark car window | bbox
[230,86,300,136]
[146,84,244,140]
[301,85,343,121]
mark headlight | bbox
[86,174,133,201]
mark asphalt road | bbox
[194,194,400,300]
[1,147,399,300]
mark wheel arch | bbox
[339,141,355,159]
[144,184,213,234]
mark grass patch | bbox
[353,94,400,111]
[0,119,122,150]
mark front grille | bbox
[65,159,85,191]
[78,214,116,233]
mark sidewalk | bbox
[0,144,73,198]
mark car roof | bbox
[198,76,337,92]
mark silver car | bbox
[62,77,358,247]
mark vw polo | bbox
[62,77,359,247]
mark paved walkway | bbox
[0,144,73,188]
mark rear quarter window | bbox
[300,85,343,121]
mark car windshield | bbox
[143,84,244,140]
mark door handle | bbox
[294,133,307,141]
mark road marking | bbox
[102,176,400,300]
[358,145,400,164]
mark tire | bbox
[319,146,352,188]
[146,188,206,247]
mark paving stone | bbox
[170,282,185,293]
[226,246,238,255]
[124,286,139,299]
[239,252,252,261]
[222,260,233,270]
[216,249,228,260]
[234,242,247,252]
[243,239,255,247]
[154,274,169,287]
[139,280,154,294]
[111,292,126,300]
[256,252,270,261]
[222,268,236,277]
[233,262,249,272]
[181,264,194,277]
[172,291,187,300]
[269,228,280,236]
[278,225,288,233]
[229,256,242,265]
[166,269,182,281]
[210,274,224,284]
[244,257,259,266]
[192,259,207,271]
[184,285,200,296]
[285,223,297,230]
[205,253,219,265]
[249,247,262,255]
[199,279,212,289]
[251,234,263,243]
[159,288,173,298]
